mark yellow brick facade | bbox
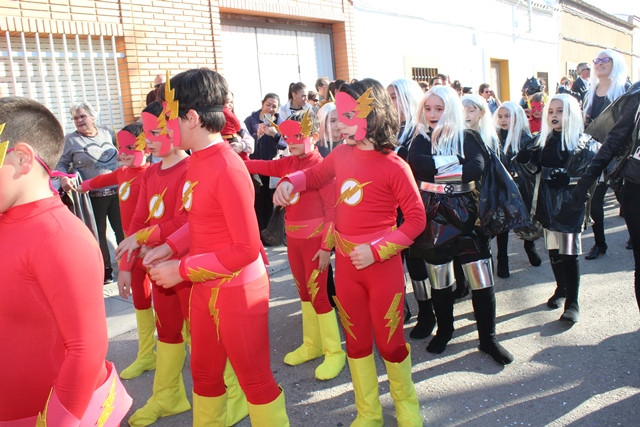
[0,0,356,123]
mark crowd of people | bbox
[1,46,639,426]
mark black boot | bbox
[524,239,542,267]
[426,287,454,354]
[104,266,114,285]
[560,255,580,323]
[496,232,510,278]
[410,299,436,339]
[472,287,513,365]
[547,250,566,309]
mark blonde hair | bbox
[461,94,499,153]
[417,85,465,156]
[316,102,338,150]
[494,101,531,155]
[537,94,584,152]
[388,78,424,145]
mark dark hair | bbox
[429,76,443,86]
[418,81,429,91]
[308,91,318,102]
[287,82,306,101]
[286,109,319,135]
[462,86,472,94]
[159,68,227,133]
[262,93,280,105]
[338,78,398,152]
[315,77,329,91]
[451,80,462,91]
[142,100,163,117]
[0,96,64,170]
[478,83,490,95]
[328,79,346,101]
[121,122,143,137]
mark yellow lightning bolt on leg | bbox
[208,288,221,341]
[307,269,320,304]
[96,377,117,427]
[333,296,356,340]
[384,293,403,344]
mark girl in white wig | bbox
[316,102,343,157]
[408,85,513,365]
[387,78,437,339]
[461,94,499,153]
[516,93,600,323]
[492,101,541,278]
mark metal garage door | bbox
[220,21,334,122]
[0,32,125,134]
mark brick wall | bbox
[1,0,356,122]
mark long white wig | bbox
[387,78,424,144]
[493,101,532,155]
[583,49,628,117]
[461,94,499,153]
[316,102,338,151]
[417,85,465,156]
[537,94,584,152]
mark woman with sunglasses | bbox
[582,49,631,261]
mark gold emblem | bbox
[384,293,403,343]
[307,269,320,304]
[335,179,371,207]
[181,180,198,211]
[376,242,408,261]
[146,188,167,222]
[333,296,356,340]
[96,376,117,426]
[119,177,136,201]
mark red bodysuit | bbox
[245,149,335,314]
[82,164,151,309]
[123,159,191,344]
[0,197,131,424]
[286,144,426,361]
[165,140,281,404]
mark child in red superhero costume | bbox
[114,100,193,426]
[0,97,131,425]
[274,78,425,426]
[80,122,155,380]
[244,109,345,381]
[143,68,289,426]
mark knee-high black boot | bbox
[410,299,436,339]
[496,232,510,278]
[426,287,454,354]
[560,255,580,323]
[547,250,566,309]
[472,287,513,365]
[524,239,542,266]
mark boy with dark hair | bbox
[144,68,289,425]
[0,96,131,425]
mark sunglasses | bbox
[593,57,612,65]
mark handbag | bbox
[58,175,99,241]
[475,137,531,237]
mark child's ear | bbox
[12,142,38,174]
[310,132,319,144]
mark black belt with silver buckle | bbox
[420,181,476,195]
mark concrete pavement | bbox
[105,192,640,425]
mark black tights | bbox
[90,193,124,269]
[622,181,640,310]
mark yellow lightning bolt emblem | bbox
[285,224,307,233]
[355,87,374,119]
[323,223,335,250]
[96,376,117,426]
[293,277,303,295]
[376,242,408,261]
[307,222,325,239]
[208,288,221,340]
[146,188,167,222]
[181,180,198,211]
[300,109,313,137]
[119,177,136,201]
[333,296,356,340]
[307,269,320,304]
[0,123,9,168]
[335,180,371,207]
[136,224,158,245]
[135,131,146,151]
[334,231,358,256]
[164,69,179,120]
[35,388,53,426]
[187,266,238,284]
[384,293,403,343]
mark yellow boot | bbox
[224,359,249,426]
[283,301,322,365]
[193,392,226,427]
[120,308,156,380]
[383,348,423,427]
[348,354,383,427]
[247,390,289,427]
[128,341,191,426]
[315,310,346,380]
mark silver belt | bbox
[420,181,476,195]
[89,187,118,198]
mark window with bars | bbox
[0,32,125,134]
[411,67,439,82]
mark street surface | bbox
[106,192,640,426]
